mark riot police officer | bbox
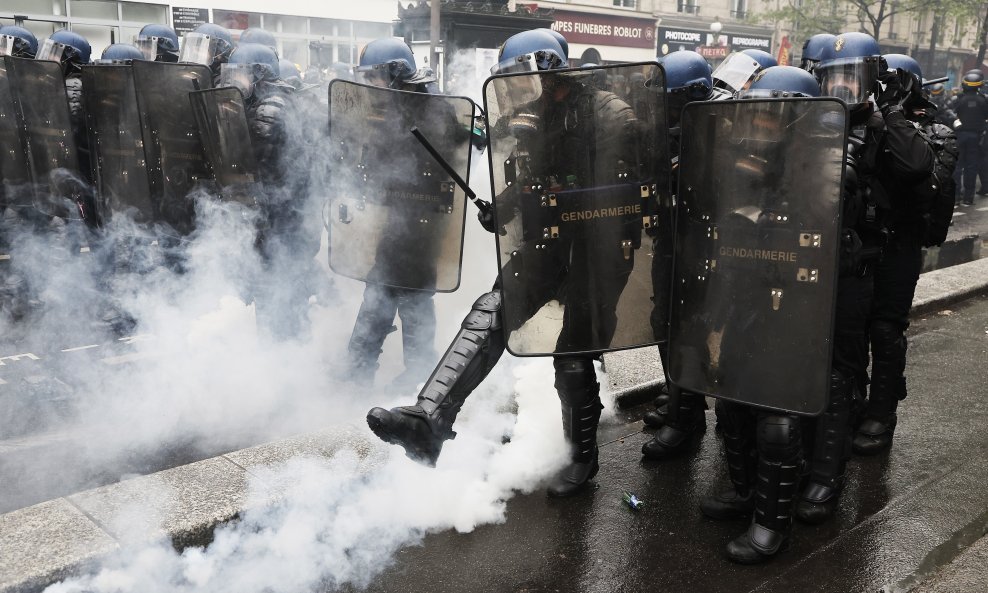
[697,65,823,563]
[0,26,38,59]
[640,49,713,458]
[179,23,234,85]
[852,54,956,455]
[135,24,179,63]
[952,70,988,205]
[794,33,933,525]
[710,48,776,99]
[366,29,645,497]
[343,38,444,387]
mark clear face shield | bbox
[354,63,395,88]
[219,63,255,97]
[490,52,542,76]
[711,52,762,94]
[817,57,879,106]
[135,37,163,61]
[0,35,22,57]
[179,33,218,67]
[35,39,70,64]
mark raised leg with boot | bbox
[366,290,504,466]
[546,356,602,498]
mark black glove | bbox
[476,199,498,234]
[876,69,905,111]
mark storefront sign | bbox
[552,10,656,49]
[729,34,772,52]
[172,7,209,37]
[698,45,730,59]
[658,27,707,55]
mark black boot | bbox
[725,414,800,564]
[642,402,668,428]
[796,372,852,524]
[366,291,504,466]
[547,358,602,497]
[701,400,756,520]
[641,387,706,459]
[854,320,906,455]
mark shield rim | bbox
[668,96,850,417]
[326,77,479,293]
[482,60,670,357]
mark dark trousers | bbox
[955,131,982,201]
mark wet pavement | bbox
[357,294,988,593]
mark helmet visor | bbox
[491,52,548,75]
[179,33,218,66]
[0,35,23,57]
[219,63,255,97]
[355,63,394,87]
[35,39,70,63]
[135,37,162,61]
[817,57,879,105]
[712,52,761,93]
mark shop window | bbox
[71,23,113,56]
[120,2,167,23]
[353,21,391,39]
[214,10,261,31]
[281,39,307,66]
[272,15,307,36]
[310,18,341,36]
[71,1,118,20]
[2,0,66,15]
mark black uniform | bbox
[953,88,988,203]
[796,103,934,522]
[366,78,641,497]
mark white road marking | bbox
[101,352,154,365]
[61,344,100,353]
[0,353,41,366]
[977,206,988,212]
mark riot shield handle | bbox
[409,126,491,216]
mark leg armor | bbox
[366,290,505,466]
[796,371,853,524]
[547,356,602,497]
[854,319,905,454]
[725,413,801,564]
[347,284,400,385]
[701,400,756,520]
[641,384,706,459]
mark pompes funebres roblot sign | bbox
[551,10,656,50]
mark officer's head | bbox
[661,50,712,126]
[240,28,278,54]
[816,32,881,109]
[36,30,91,76]
[712,50,777,97]
[0,25,39,59]
[220,43,281,99]
[882,53,933,112]
[355,37,416,88]
[799,34,837,73]
[928,82,945,97]
[136,24,179,63]
[962,69,984,92]
[490,29,567,75]
[179,23,234,72]
[95,43,145,64]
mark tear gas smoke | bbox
[2,48,619,590]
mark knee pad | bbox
[463,290,501,332]
[757,414,801,461]
[553,357,598,404]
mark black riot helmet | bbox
[0,25,39,58]
[36,30,91,76]
[179,23,234,73]
[220,43,281,99]
[355,37,416,88]
[96,43,145,64]
[136,24,179,62]
[962,69,984,91]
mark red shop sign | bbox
[551,10,656,49]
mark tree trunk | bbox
[928,13,941,75]
[977,4,988,67]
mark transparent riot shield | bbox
[669,98,848,415]
[327,80,475,292]
[4,57,82,219]
[81,64,155,224]
[483,62,670,356]
[132,61,213,235]
[0,58,30,205]
[189,86,261,207]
